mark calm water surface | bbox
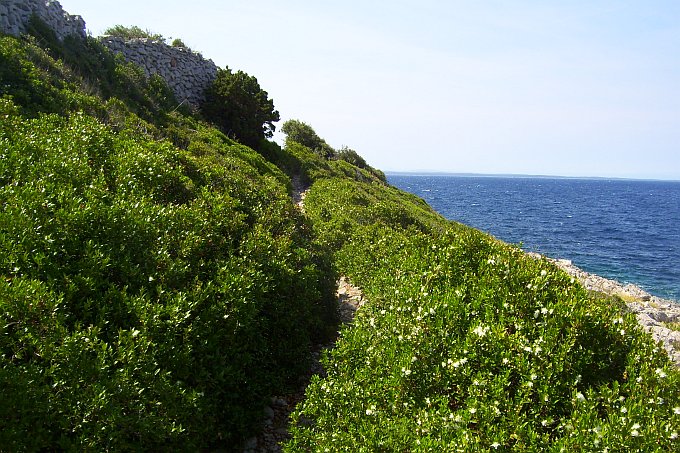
[388,174,680,301]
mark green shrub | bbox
[286,177,680,451]
[103,25,165,42]
[0,98,337,449]
[171,38,187,48]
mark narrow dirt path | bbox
[241,180,366,453]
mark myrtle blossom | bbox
[472,325,489,337]
[451,358,468,368]
[630,423,641,437]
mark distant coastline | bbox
[385,171,680,183]
[388,174,680,301]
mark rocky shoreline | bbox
[528,253,680,367]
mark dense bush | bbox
[202,67,280,149]
[3,15,679,452]
[285,177,680,451]
[0,31,337,449]
[281,119,335,159]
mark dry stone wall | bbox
[100,37,218,107]
[0,0,85,41]
[0,1,218,108]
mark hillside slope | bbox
[0,30,341,450]
[286,174,680,451]
[1,20,679,453]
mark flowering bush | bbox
[0,87,336,450]
[287,178,680,451]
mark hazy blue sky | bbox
[59,1,680,180]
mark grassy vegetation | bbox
[1,17,679,452]
[285,176,680,451]
[0,30,337,450]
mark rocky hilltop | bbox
[100,36,218,107]
[0,0,85,41]
[0,0,217,108]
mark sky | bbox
[58,0,680,180]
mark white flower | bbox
[365,405,376,416]
[620,329,626,336]
[620,407,628,414]
[472,325,489,337]
[631,429,640,437]
[656,368,667,379]
[670,432,678,440]
[469,407,477,414]
[540,270,547,277]
[491,442,500,449]
[575,392,586,402]
[452,358,468,368]
[674,407,680,415]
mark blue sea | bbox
[388,174,680,302]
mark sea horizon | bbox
[389,174,680,302]
[385,171,680,184]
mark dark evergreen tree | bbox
[202,67,280,149]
